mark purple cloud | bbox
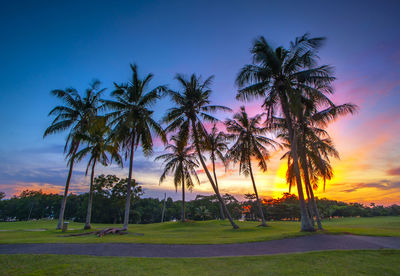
[387,167,400,176]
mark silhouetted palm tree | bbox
[103,64,167,230]
[164,73,239,229]
[236,34,335,231]
[74,117,122,229]
[279,103,357,229]
[201,124,229,219]
[281,133,333,229]
[44,80,104,229]
[155,136,199,222]
[226,106,278,226]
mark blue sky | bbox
[1,0,399,204]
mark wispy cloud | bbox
[343,180,400,193]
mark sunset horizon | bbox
[1,2,400,274]
[1,0,399,207]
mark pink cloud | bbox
[387,167,400,176]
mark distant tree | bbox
[0,190,61,221]
[187,194,242,221]
[262,193,300,221]
[93,174,143,224]
[155,136,199,222]
[0,190,398,223]
[0,192,5,200]
[195,206,211,220]
[44,80,104,229]
[242,193,259,221]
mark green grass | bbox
[321,216,400,237]
[1,250,399,275]
[0,216,399,244]
[0,220,307,244]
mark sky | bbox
[1,0,399,205]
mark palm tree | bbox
[303,103,356,227]
[201,124,229,219]
[226,106,277,226]
[164,73,239,229]
[44,80,104,229]
[279,103,357,229]
[236,34,335,231]
[74,117,122,229]
[103,64,166,230]
[281,133,333,229]
[155,136,199,222]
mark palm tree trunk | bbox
[302,155,323,230]
[123,134,135,230]
[309,182,323,230]
[298,114,321,229]
[181,168,185,222]
[300,150,313,221]
[56,144,79,230]
[192,120,239,229]
[248,161,267,227]
[280,95,314,232]
[84,159,96,230]
[212,157,225,220]
[161,193,166,223]
[303,172,315,226]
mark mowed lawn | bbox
[1,250,399,275]
[0,216,399,244]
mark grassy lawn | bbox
[0,250,399,275]
[321,216,400,236]
[0,216,399,244]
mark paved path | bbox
[1,235,399,257]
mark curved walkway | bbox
[1,234,399,257]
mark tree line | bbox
[1,184,399,223]
[42,33,358,232]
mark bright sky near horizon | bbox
[1,0,399,205]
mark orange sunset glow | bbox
[1,1,399,209]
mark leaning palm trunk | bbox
[249,163,267,226]
[301,154,315,225]
[56,145,79,230]
[290,133,314,231]
[303,173,315,226]
[280,95,314,231]
[84,160,96,230]
[300,152,323,230]
[308,182,323,230]
[217,197,225,220]
[123,137,135,230]
[192,121,239,229]
[212,159,225,220]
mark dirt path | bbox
[0,234,399,257]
